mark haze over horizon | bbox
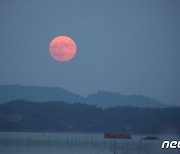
[0,0,180,105]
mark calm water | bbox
[0,132,179,154]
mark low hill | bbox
[0,100,179,134]
[0,85,165,108]
[85,91,164,108]
[0,85,84,104]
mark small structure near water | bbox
[104,132,132,139]
[142,136,159,140]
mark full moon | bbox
[49,36,76,62]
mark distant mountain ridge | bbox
[0,85,84,104]
[0,85,165,108]
[85,91,164,108]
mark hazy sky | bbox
[0,0,180,105]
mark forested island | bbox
[0,100,179,134]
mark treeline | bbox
[0,100,179,134]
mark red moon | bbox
[49,36,76,62]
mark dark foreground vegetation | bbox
[0,100,179,134]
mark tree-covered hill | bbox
[0,100,179,134]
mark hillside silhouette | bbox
[0,100,179,134]
[86,91,164,108]
[0,85,165,108]
[0,85,83,104]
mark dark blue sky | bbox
[0,0,180,105]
